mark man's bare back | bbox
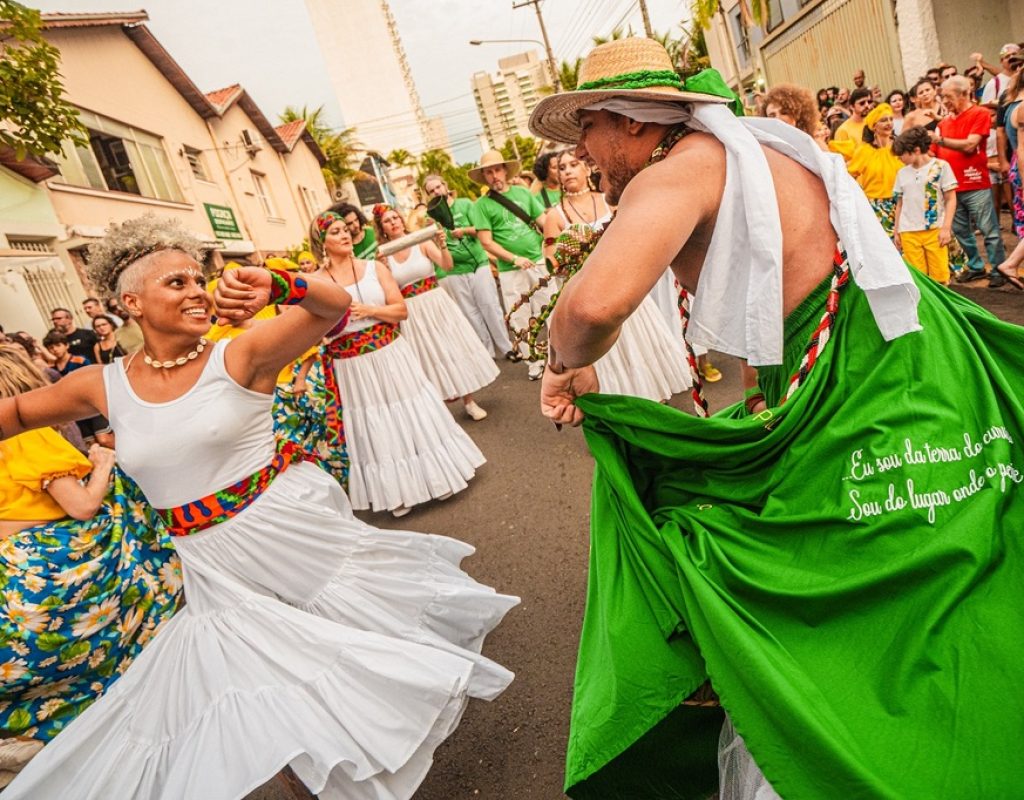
[662,132,838,317]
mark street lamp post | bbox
[469,38,560,92]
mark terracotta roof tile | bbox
[205,84,243,112]
[274,119,307,150]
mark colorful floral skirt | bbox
[272,355,349,487]
[868,196,896,239]
[0,470,181,742]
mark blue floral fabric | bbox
[0,470,181,741]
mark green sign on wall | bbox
[204,203,243,240]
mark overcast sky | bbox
[33,0,693,162]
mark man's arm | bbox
[476,229,535,270]
[549,136,723,369]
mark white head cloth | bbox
[585,99,921,365]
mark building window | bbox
[730,8,752,68]
[184,146,208,181]
[250,171,277,217]
[299,186,320,221]
[53,108,184,202]
[765,0,785,31]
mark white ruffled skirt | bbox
[401,288,499,399]
[5,463,518,800]
[334,336,486,511]
[594,295,690,401]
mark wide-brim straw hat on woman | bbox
[530,37,735,144]
[468,149,521,185]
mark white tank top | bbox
[387,245,435,289]
[103,340,276,508]
[341,260,388,334]
[555,194,612,231]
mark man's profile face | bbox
[940,66,957,81]
[575,109,634,205]
[343,212,362,237]
[836,88,849,104]
[482,165,507,192]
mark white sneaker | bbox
[391,505,412,518]
[464,400,488,420]
[527,361,544,381]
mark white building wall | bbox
[303,0,428,156]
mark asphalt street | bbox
[249,264,1022,800]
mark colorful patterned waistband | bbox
[156,446,300,536]
[324,321,399,360]
[400,275,438,299]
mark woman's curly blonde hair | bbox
[763,83,821,136]
[87,214,205,297]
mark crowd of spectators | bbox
[760,43,1024,290]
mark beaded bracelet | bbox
[267,268,308,306]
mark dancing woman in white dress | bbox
[375,205,499,422]
[315,211,486,517]
[542,152,690,401]
[0,214,517,799]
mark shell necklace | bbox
[143,338,208,369]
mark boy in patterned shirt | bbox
[892,125,958,284]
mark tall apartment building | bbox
[303,0,447,156]
[472,51,553,149]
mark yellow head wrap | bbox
[297,251,316,264]
[265,256,300,272]
[864,103,893,131]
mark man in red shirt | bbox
[932,75,1007,286]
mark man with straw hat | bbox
[530,36,1024,800]
[470,149,550,379]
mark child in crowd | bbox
[892,125,958,284]
[42,330,91,376]
[41,331,114,447]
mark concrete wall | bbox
[930,0,1017,76]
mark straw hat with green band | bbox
[529,37,743,143]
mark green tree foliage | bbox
[0,1,85,159]
[279,104,365,190]
[691,0,766,30]
[500,135,539,169]
[416,149,478,200]
[386,148,415,168]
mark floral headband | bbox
[371,203,393,223]
[313,211,345,243]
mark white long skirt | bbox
[334,335,486,512]
[401,288,499,399]
[594,295,690,401]
[5,463,518,800]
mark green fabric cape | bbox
[566,272,1024,799]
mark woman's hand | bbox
[87,444,115,472]
[291,375,308,395]
[349,302,374,320]
[540,365,599,428]
[214,267,272,324]
[434,231,448,250]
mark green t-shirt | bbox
[473,186,544,272]
[536,185,562,209]
[353,226,377,260]
[436,197,490,278]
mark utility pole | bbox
[638,0,654,38]
[512,0,561,92]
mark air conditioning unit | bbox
[240,129,262,153]
[332,188,346,202]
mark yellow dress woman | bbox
[831,102,902,238]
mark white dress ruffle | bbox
[594,295,691,401]
[5,463,517,800]
[401,288,499,399]
[334,337,486,512]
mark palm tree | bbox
[691,0,767,30]
[278,105,364,191]
[387,148,415,168]
[416,149,478,200]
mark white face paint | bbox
[155,268,204,285]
